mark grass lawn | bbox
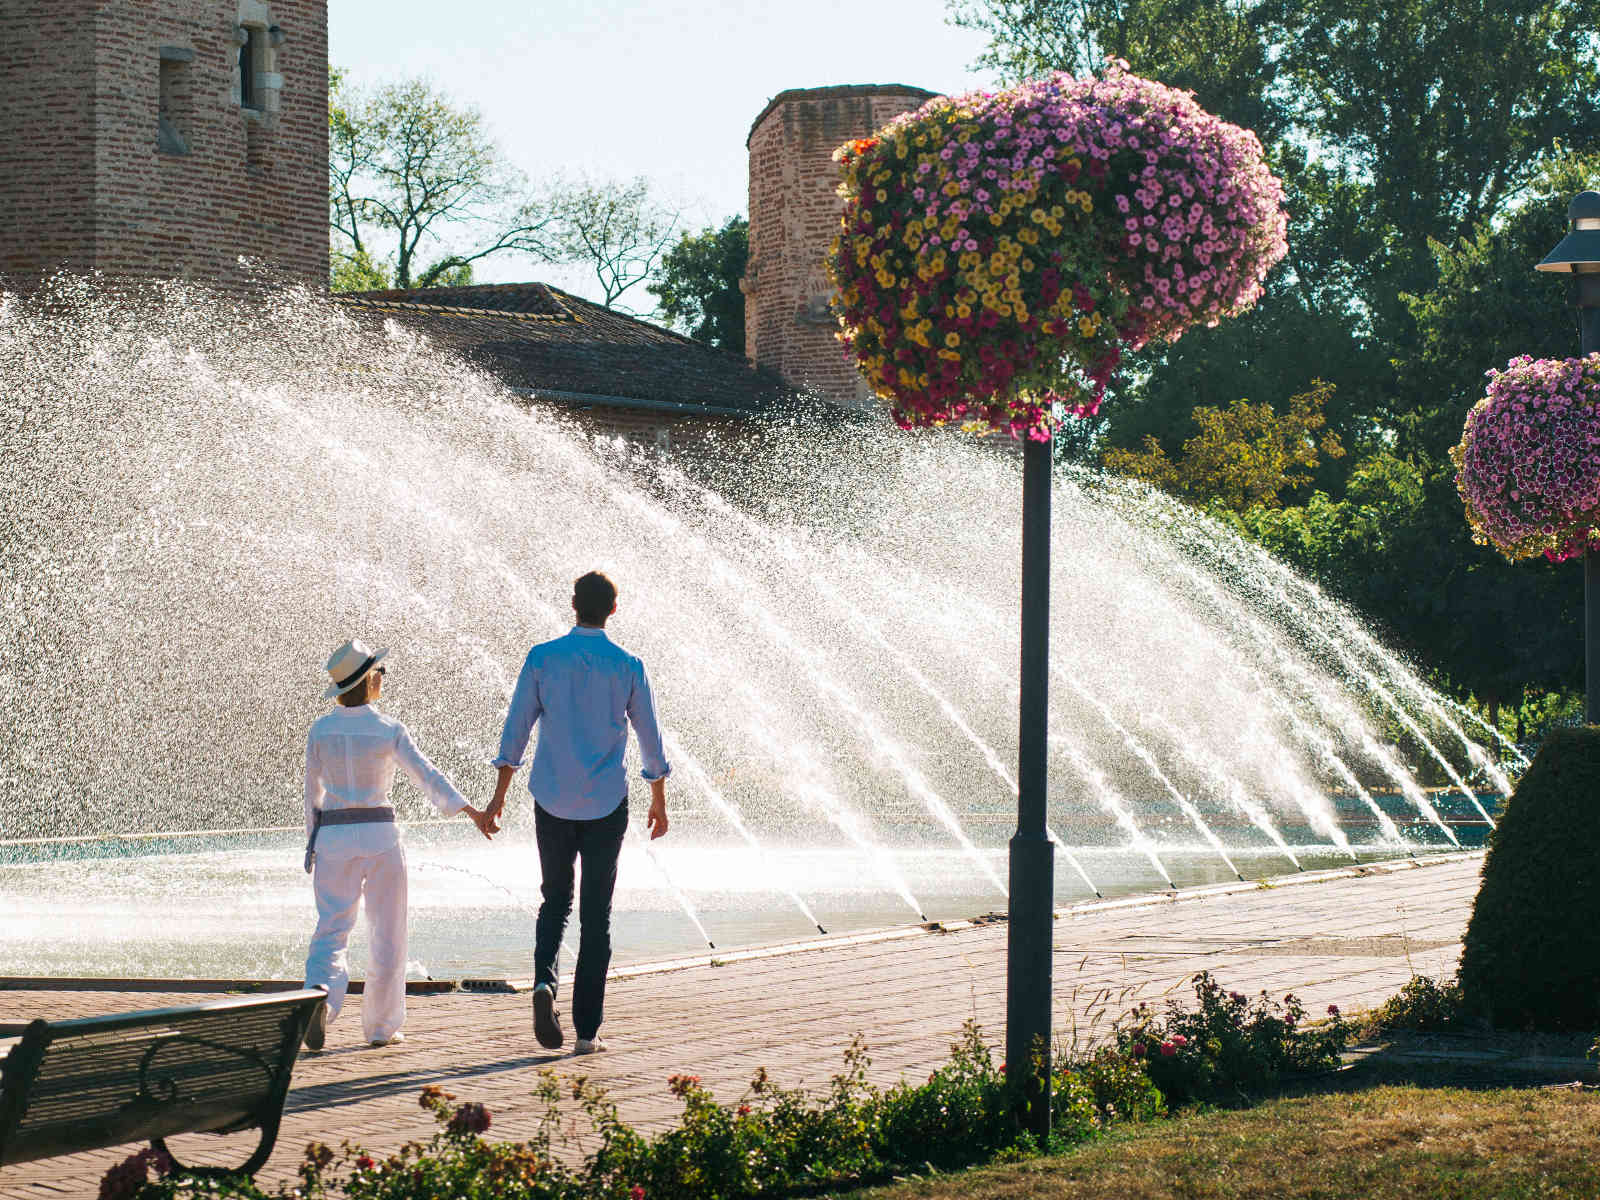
[843,1081,1600,1199]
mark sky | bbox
[328,0,1000,306]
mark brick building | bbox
[0,0,326,286]
[742,84,936,413]
[0,4,933,430]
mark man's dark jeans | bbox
[533,799,628,1040]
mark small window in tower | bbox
[157,46,193,154]
[239,27,262,109]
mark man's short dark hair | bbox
[573,571,617,625]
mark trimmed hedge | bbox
[1458,726,1600,1030]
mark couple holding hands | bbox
[299,571,670,1054]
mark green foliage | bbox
[328,248,391,294]
[953,0,1600,694]
[328,71,553,290]
[105,988,1331,1200]
[1368,975,1466,1033]
[1115,971,1354,1107]
[1104,380,1343,511]
[1459,726,1600,1030]
[1403,150,1600,464]
[648,216,748,352]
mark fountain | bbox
[0,277,1506,980]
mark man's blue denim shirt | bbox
[493,626,671,821]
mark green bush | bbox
[1458,726,1600,1030]
[1368,975,1466,1033]
[1114,971,1354,1107]
[97,980,1318,1200]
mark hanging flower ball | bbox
[1453,354,1600,562]
[826,62,1287,441]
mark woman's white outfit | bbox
[302,703,466,1043]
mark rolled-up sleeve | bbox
[304,730,324,838]
[626,660,671,782]
[493,650,542,770]
[395,726,467,816]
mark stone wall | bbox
[743,84,935,412]
[0,0,327,288]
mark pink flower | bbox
[1159,1041,1177,1057]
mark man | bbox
[488,570,670,1054]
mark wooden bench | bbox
[0,988,325,1177]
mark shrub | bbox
[1114,971,1354,1107]
[1458,726,1600,1030]
[100,982,1324,1200]
[1368,975,1466,1033]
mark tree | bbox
[1401,150,1600,464]
[948,0,1286,143]
[952,0,1600,474]
[1264,0,1600,370]
[648,216,748,351]
[544,176,678,311]
[328,72,554,290]
[1104,380,1344,510]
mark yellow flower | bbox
[945,332,961,348]
[1030,208,1045,223]
[989,213,1003,226]
[957,304,972,318]
[876,189,888,202]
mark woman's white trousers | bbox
[303,845,408,1043]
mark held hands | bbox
[465,806,498,840]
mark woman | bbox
[302,638,495,1049]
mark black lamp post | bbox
[1007,434,1055,1141]
[1536,190,1600,723]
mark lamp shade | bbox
[1536,190,1600,273]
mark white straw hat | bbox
[323,638,389,699]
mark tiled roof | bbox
[333,282,793,416]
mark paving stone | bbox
[0,852,1483,1197]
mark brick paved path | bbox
[0,852,1480,1198]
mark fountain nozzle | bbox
[817,923,827,935]
[707,941,716,950]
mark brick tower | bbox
[743,84,935,412]
[0,1,328,288]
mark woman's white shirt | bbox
[304,704,467,860]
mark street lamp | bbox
[1007,434,1055,1140]
[1536,191,1600,722]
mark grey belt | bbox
[304,805,396,873]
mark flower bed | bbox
[1453,353,1600,562]
[826,63,1286,439]
[100,977,1350,1200]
